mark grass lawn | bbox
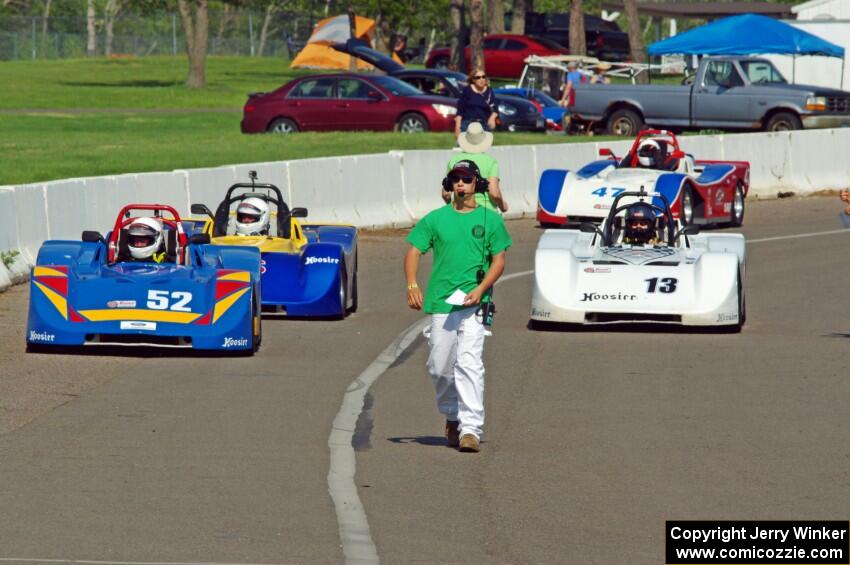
[0,55,616,185]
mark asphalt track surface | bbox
[1,196,849,565]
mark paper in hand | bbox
[445,288,468,306]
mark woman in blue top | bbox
[455,67,498,136]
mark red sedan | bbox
[425,34,568,79]
[240,73,458,134]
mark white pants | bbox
[425,308,486,439]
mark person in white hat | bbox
[442,122,508,212]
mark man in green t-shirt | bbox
[442,122,508,213]
[405,160,513,453]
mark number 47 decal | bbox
[591,187,626,198]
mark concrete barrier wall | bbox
[2,128,850,293]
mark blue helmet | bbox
[625,202,656,243]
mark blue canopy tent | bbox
[648,13,845,84]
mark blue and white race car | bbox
[26,204,263,354]
[537,129,750,228]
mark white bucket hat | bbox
[458,122,494,154]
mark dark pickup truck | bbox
[570,56,850,135]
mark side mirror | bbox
[189,233,211,245]
[367,90,383,101]
[579,222,603,236]
[82,230,103,243]
[291,207,308,218]
[674,223,699,243]
[191,203,214,219]
[598,148,613,157]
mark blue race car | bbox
[26,204,263,354]
[191,175,358,318]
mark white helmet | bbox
[235,197,270,236]
[127,217,164,261]
[637,139,660,168]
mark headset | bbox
[442,163,490,194]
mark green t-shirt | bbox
[406,204,512,314]
[447,152,501,211]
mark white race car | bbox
[530,191,746,330]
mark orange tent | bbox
[291,15,378,70]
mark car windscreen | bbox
[370,75,425,97]
[531,90,559,106]
[529,36,566,51]
[740,61,787,85]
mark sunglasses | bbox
[472,75,487,80]
[449,175,475,184]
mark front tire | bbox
[680,185,696,226]
[606,108,643,136]
[765,111,801,132]
[268,117,298,134]
[336,266,349,320]
[396,113,429,133]
[431,56,449,69]
[349,252,358,314]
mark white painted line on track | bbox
[0,557,274,565]
[327,269,532,565]
[748,227,850,244]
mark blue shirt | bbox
[456,86,496,123]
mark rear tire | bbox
[765,111,801,132]
[268,118,298,134]
[349,252,358,314]
[396,113,429,133]
[728,182,745,227]
[606,108,643,136]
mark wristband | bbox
[407,282,419,291]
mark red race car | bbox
[241,73,458,134]
[425,34,567,79]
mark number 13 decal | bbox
[645,277,678,293]
[147,290,193,311]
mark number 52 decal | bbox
[147,290,193,311]
[591,187,627,198]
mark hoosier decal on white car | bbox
[580,292,637,302]
[305,256,340,265]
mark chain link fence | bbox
[0,11,318,60]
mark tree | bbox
[469,0,484,71]
[86,0,96,56]
[177,0,209,88]
[449,0,464,71]
[487,0,504,34]
[623,0,646,83]
[103,0,124,57]
[569,0,585,55]
[510,0,525,34]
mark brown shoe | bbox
[458,434,480,453]
[445,420,460,448]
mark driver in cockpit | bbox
[622,202,659,245]
[234,197,271,236]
